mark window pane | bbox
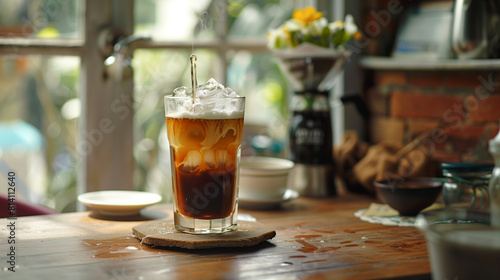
[134,0,295,40]
[0,55,80,212]
[0,0,83,39]
[227,51,288,156]
[132,49,218,199]
[134,0,216,40]
[227,0,294,38]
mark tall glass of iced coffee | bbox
[164,78,245,234]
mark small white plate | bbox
[239,189,299,210]
[78,190,162,216]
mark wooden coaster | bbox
[133,221,276,249]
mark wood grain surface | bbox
[0,194,431,280]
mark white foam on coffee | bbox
[167,78,244,119]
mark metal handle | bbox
[113,34,151,53]
[100,29,151,81]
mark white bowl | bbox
[239,157,295,201]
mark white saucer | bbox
[78,190,162,216]
[239,189,299,210]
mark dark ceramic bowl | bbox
[374,178,443,216]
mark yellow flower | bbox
[293,6,323,26]
[354,31,363,40]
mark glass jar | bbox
[491,158,500,227]
[441,162,494,210]
[489,125,500,227]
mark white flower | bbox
[267,27,290,49]
[309,17,328,36]
[329,20,344,34]
[344,14,358,35]
[284,19,302,32]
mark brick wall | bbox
[365,70,500,166]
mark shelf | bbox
[360,56,500,71]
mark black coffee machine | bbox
[275,48,350,196]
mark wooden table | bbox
[0,194,431,279]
